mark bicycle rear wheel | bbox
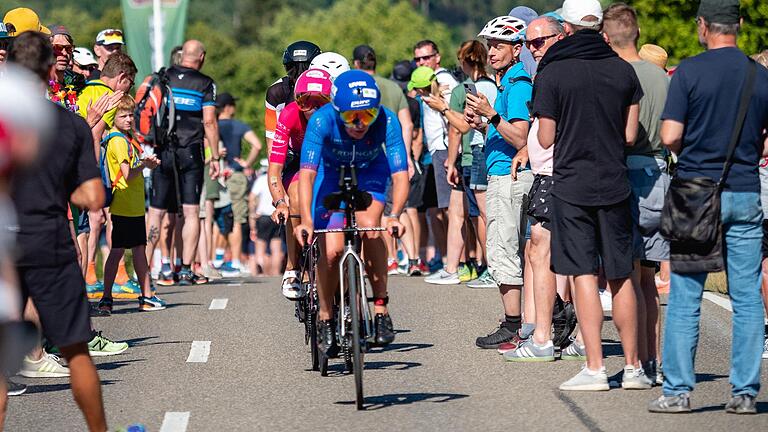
[346,258,364,410]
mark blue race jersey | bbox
[300,104,408,174]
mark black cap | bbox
[217,92,237,108]
[352,44,376,62]
[697,0,740,25]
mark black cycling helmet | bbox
[282,40,322,66]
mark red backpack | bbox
[133,68,175,147]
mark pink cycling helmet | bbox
[294,68,333,98]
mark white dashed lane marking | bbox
[703,292,733,312]
[159,412,190,432]
[209,298,228,310]
[186,341,211,363]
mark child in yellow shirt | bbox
[98,96,163,313]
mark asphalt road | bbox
[6,275,768,431]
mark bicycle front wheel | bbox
[345,258,365,410]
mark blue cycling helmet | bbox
[331,70,381,112]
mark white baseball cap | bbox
[73,47,98,66]
[560,0,603,28]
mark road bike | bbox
[306,165,393,410]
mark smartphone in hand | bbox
[463,82,478,97]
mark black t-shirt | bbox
[11,103,100,267]
[662,47,768,192]
[533,36,643,206]
[166,65,217,148]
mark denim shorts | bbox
[470,146,488,191]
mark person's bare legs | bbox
[317,233,343,320]
[500,284,522,321]
[0,376,6,430]
[428,208,447,259]
[172,214,183,265]
[101,248,124,304]
[181,204,200,268]
[132,246,152,298]
[405,208,422,263]
[145,207,166,266]
[444,190,466,273]
[227,219,243,266]
[573,274,604,371]
[284,183,300,273]
[523,240,536,329]
[641,265,660,362]
[762,258,768,325]
[59,343,106,432]
[474,189,488,265]
[610,276,640,367]
[268,237,284,276]
[631,261,649,363]
[77,233,89,276]
[531,224,556,345]
[398,213,417,262]
[255,238,268,274]
[23,298,43,360]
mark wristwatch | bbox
[385,212,401,219]
[272,198,286,207]
[440,108,449,115]
[489,113,501,127]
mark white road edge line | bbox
[187,341,211,363]
[160,412,190,432]
[209,298,228,310]
[703,292,733,312]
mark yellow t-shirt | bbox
[106,129,145,217]
[77,80,117,128]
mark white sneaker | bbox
[622,365,653,390]
[559,366,609,391]
[762,338,768,359]
[599,289,612,312]
[281,270,305,300]
[19,353,70,378]
[424,269,460,285]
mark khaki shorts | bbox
[486,171,533,286]
[227,171,249,225]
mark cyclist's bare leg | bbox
[357,201,389,315]
[285,182,300,272]
[318,233,344,321]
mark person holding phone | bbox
[420,40,499,287]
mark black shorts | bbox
[407,162,427,209]
[550,195,634,280]
[150,146,204,211]
[18,261,92,348]
[256,215,281,241]
[762,219,768,259]
[111,215,147,249]
[527,174,554,230]
[214,205,234,235]
[418,164,438,212]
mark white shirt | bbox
[423,67,458,153]
[250,175,275,216]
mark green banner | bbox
[121,0,189,81]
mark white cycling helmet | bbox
[478,16,527,42]
[309,52,350,81]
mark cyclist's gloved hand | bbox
[294,223,314,247]
[385,217,405,238]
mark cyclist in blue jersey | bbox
[294,70,409,356]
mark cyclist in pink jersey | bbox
[268,68,332,299]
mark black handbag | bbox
[660,60,756,273]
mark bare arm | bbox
[242,131,263,168]
[203,107,220,160]
[660,119,684,155]
[298,169,317,226]
[389,171,409,217]
[397,108,414,166]
[624,103,640,147]
[466,93,527,149]
[537,117,557,150]
[70,178,105,211]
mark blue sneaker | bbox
[427,257,444,274]
[219,262,241,278]
[86,281,104,299]
[112,281,142,299]
[139,295,166,311]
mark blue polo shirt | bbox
[485,62,533,176]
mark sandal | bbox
[97,298,113,315]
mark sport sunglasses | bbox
[296,93,330,112]
[339,108,379,128]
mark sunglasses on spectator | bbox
[53,44,73,55]
[413,52,437,62]
[339,108,379,129]
[525,34,558,50]
[296,93,330,112]
[103,29,123,37]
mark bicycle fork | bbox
[338,246,373,342]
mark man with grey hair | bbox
[532,0,647,390]
[649,0,768,414]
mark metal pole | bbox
[152,0,164,70]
